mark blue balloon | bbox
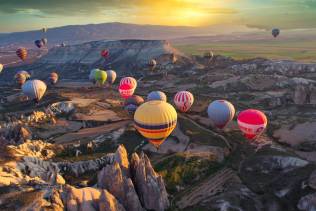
[125,104,138,115]
[207,100,235,129]
[147,91,167,102]
[35,40,44,48]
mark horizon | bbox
[0,0,316,33]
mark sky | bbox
[0,0,316,32]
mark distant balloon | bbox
[0,64,3,73]
[237,109,268,140]
[41,38,48,45]
[42,27,47,33]
[174,91,194,113]
[16,48,28,61]
[272,28,280,38]
[120,77,137,89]
[101,49,109,59]
[95,70,107,85]
[207,100,235,129]
[204,51,214,62]
[148,59,157,71]
[124,95,144,115]
[119,83,135,99]
[124,95,144,107]
[15,70,31,86]
[147,91,167,102]
[134,100,177,148]
[89,69,100,84]
[35,40,44,48]
[22,80,47,103]
[49,72,58,85]
[171,54,177,64]
[61,42,66,47]
[106,70,117,85]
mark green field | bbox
[175,39,316,62]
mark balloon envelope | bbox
[207,100,235,129]
[41,38,48,45]
[101,49,109,58]
[22,80,47,101]
[16,48,27,61]
[147,91,167,102]
[89,69,99,83]
[95,70,107,85]
[35,40,44,48]
[174,91,194,112]
[119,83,135,99]
[0,64,3,73]
[106,70,117,85]
[272,28,280,38]
[134,100,177,148]
[124,95,144,107]
[237,109,268,140]
[120,77,137,89]
[49,72,58,84]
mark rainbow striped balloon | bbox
[134,100,177,148]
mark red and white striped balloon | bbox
[237,109,268,140]
[120,77,137,89]
[119,83,135,99]
[174,91,194,112]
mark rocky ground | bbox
[0,40,315,210]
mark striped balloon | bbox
[207,100,235,129]
[49,72,59,85]
[119,77,137,89]
[174,91,194,113]
[134,100,177,148]
[16,48,28,61]
[237,109,268,140]
[147,91,167,102]
[119,83,135,99]
[106,70,117,85]
[22,80,47,102]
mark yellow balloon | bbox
[95,70,107,85]
[134,100,177,148]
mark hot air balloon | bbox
[207,100,235,129]
[0,64,3,73]
[89,69,100,84]
[35,40,44,48]
[41,38,48,45]
[120,77,137,89]
[49,72,58,85]
[204,51,214,62]
[134,100,177,148]
[272,28,280,38]
[124,95,144,114]
[95,70,107,85]
[171,54,177,64]
[42,27,47,33]
[22,80,47,103]
[237,109,268,140]
[101,49,109,59]
[147,91,167,102]
[15,73,27,87]
[119,83,135,99]
[16,71,31,79]
[16,48,27,61]
[148,59,157,71]
[174,91,194,113]
[61,42,66,47]
[106,70,117,85]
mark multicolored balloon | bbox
[49,72,58,85]
[15,73,27,87]
[101,49,109,59]
[119,83,135,99]
[124,95,144,115]
[134,100,177,148]
[89,69,99,84]
[35,40,44,48]
[22,80,47,103]
[174,91,194,113]
[147,91,167,102]
[106,70,117,85]
[16,48,28,61]
[237,109,268,140]
[207,100,235,129]
[119,77,137,89]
